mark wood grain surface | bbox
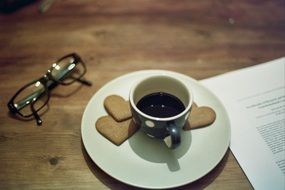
[0,0,284,189]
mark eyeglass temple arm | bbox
[75,78,92,86]
[30,103,42,126]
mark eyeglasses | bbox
[7,53,92,126]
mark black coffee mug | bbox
[129,75,193,149]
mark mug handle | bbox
[166,123,181,149]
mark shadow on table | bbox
[0,0,36,14]
[81,140,230,190]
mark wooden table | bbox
[0,0,284,189]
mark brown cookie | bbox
[184,103,216,130]
[95,116,139,146]
[191,102,198,109]
[104,95,132,122]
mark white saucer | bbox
[81,70,231,189]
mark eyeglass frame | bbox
[7,53,91,125]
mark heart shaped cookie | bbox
[96,116,139,145]
[104,95,132,122]
[184,103,216,130]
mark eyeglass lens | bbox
[51,56,85,84]
[14,81,48,117]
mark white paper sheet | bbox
[201,57,285,190]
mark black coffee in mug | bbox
[136,92,185,118]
